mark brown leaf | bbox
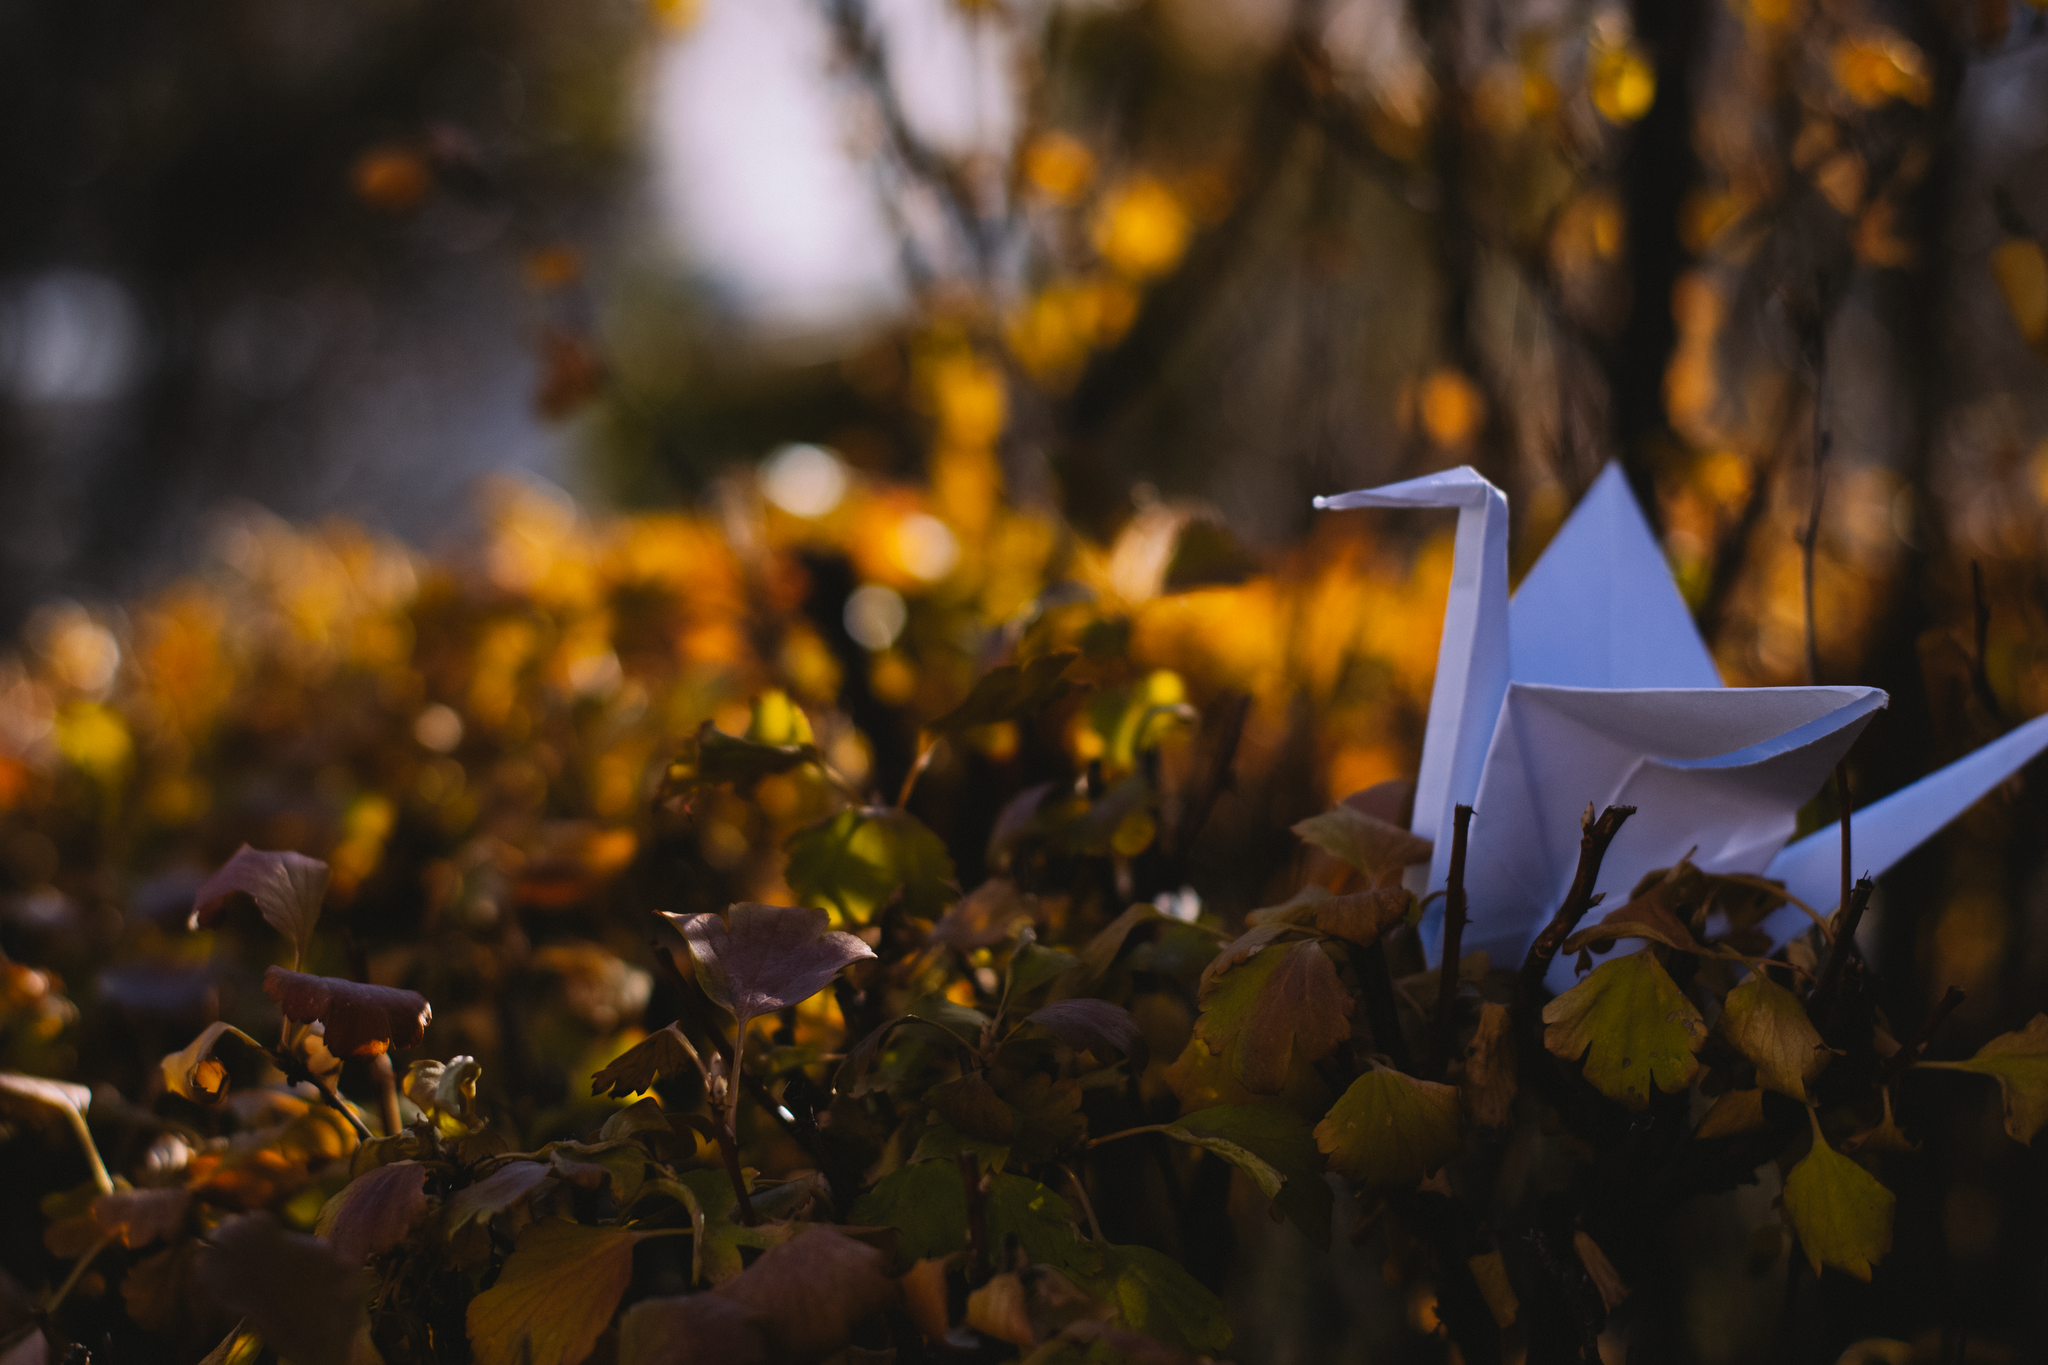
[899,1258,952,1343]
[590,1023,703,1098]
[1573,1230,1629,1312]
[1291,805,1432,880]
[444,1161,554,1233]
[1024,998,1149,1072]
[927,1072,1016,1144]
[930,879,1041,949]
[263,966,431,1057]
[1694,1088,1769,1140]
[616,1294,770,1365]
[966,1273,1036,1347]
[714,1225,899,1362]
[1456,1003,1517,1128]
[1193,939,1354,1096]
[160,1021,280,1103]
[195,1214,371,1365]
[1562,885,1704,958]
[317,1160,431,1264]
[92,1188,192,1249]
[191,846,330,967]
[662,903,876,1032]
[466,1219,666,1365]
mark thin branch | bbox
[1809,876,1874,1018]
[1059,1163,1105,1244]
[1514,805,1638,1022]
[1876,985,1967,1084]
[1433,804,1475,1063]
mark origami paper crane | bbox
[1314,463,2048,990]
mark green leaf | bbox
[1917,1013,2048,1143]
[1783,1109,1894,1281]
[1191,939,1353,1095]
[1007,940,1081,999]
[1718,972,1830,1101]
[663,902,875,1033]
[1166,1103,1332,1247]
[848,1161,968,1262]
[927,651,1078,734]
[1290,805,1432,881]
[666,719,816,791]
[190,845,329,969]
[466,1219,667,1365]
[910,1116,1011,1172]
[643,1169,791,1285]
[1541,949,1705,1110]
[784,807,958,924]
[1089,1244,1232,1354]
[986,1174,1097,1279]
[1314,1067,1463,1193]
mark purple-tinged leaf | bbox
[1025,998,1149,1072]
[661,903,875,1032]
[190,846,330,967]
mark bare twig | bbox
[1809,876,1874,1018]
[371,1053,402,1138]
[1434,804,1475,1057]
[1514,805,1638,1022]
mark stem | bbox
[1809,876,1873,1020]
[716,1098,758,1227]
[60,1107,113,1196]
[1434,804,1475,1063]
[1877,986,1966,1084]
[1355,940,1416,1075]
[960,1152,989,1282]
[896,734,940,809]
[1714,874,1834,942]
[1084,1123,1166,1149]
[371,1054,402,1138]
[1514,805,1637,1023]
[1835,763,1852,928]
[1059,1163,1104,1244]
[45,1228,116,1314]
[317,1082,374,1143]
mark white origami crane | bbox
[1315,463,2048,991]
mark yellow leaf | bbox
[1917,1013,2048,1143]
[1830,34,1933,108]
[1589,43,1656,123]
[1719,972,1831,1101]
[1542,949,1705,1110]
[1991,239,2048,355]
[466,1219,666,1365]
[1313,1066,1462,1193]
[1094,177,1189,280]
[1782,1109,1894,1281]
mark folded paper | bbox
[1315,463,2048,990]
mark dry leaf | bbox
[590,1024,703,1098]
[191,846,330,967]
[466,1219,668,1365]
[1719,972,1831,1101]
[1291,805,1432,881]
[966,1272,1036,1347]
[264,967,431,1057]
[1457,1003,1517,1127]
[1695,1088,1769,1140]
[714,1226,899,1361]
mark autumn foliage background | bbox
[2,0,2048,1362]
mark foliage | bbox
[0,457,2044,1364]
